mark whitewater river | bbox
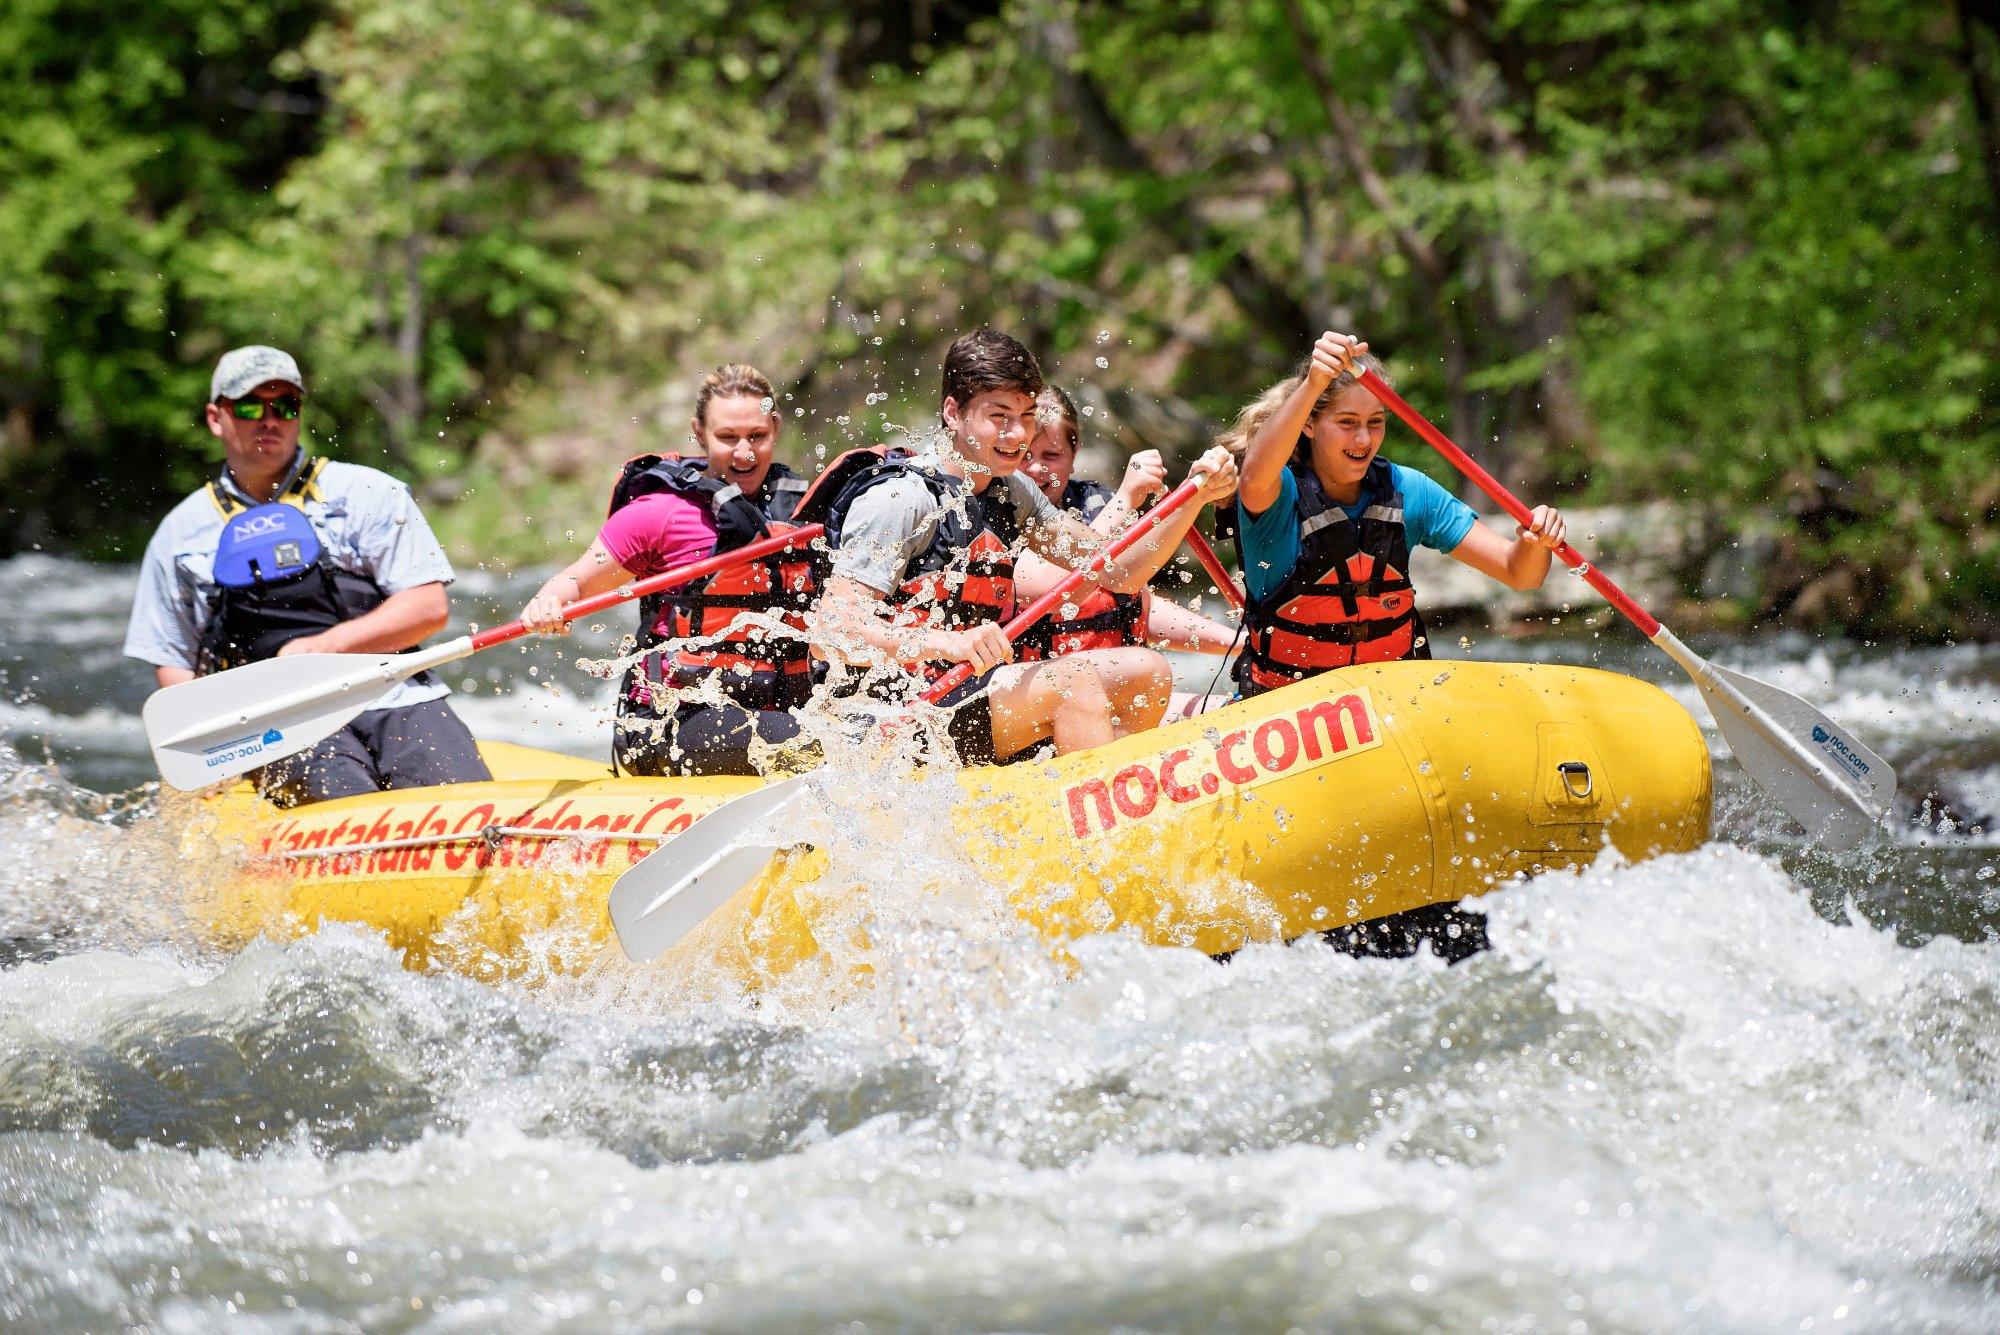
[2,553,1996,1331]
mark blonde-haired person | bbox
[520,364,818,776]
[1225,332,1567,698]
[1015,385,1238,658]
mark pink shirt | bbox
[598,492,718,577]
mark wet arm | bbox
[1145,596,1240,655]
[1238,377,1324,514]
[521,538,633,632]
[278,583,451,655]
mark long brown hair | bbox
[1218,352,1390,466]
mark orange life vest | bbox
[1231,459,1430,696]
[607,455,816,714]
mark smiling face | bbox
[1303,383,1388,496]
[695,393,778,494]
[941,387,1038,489]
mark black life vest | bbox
[194,456,391,674]
[818,446,1019,680]
[1230,459,1430,697]
[1015,478,1148,660]
[609,455,817,714]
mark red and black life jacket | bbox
[194,455,396,675]
[1015,478,1149,660]
[814,446,1020,678]
[1230,459,1430,697]
[609,455,816,714]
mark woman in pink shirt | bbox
[522,365,818,776]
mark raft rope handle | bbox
[255,822,674,863]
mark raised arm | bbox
[1027,449,1238,594]
[1086,450,1169,537]
[1238,331,1368,514]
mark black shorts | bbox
[252,697,491,807]
[932,669,1002,767]
[614,699,816,777]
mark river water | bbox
[1,552,1997,1331]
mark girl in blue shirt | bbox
[1223,332,1568,696]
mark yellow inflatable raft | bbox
[184,661,1711,984]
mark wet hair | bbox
[941,329,1043,412]
[694,363,776,429]
[1217,352,1390,466]
[1035,385,1081,453]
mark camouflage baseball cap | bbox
[209,346,304,402]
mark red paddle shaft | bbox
[1356,369,1662,638]
[464,525,826,653]
[922,479,1205,702]
[1184,528,1245,612]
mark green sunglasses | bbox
[227,395,303,422]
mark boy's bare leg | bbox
[984,647,1173,759]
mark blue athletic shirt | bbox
[1235,462,1480,604]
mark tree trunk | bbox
[1431,10,1598,477]
[394,228,426,465]
[1957,0,2000,228]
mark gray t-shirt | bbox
[124,455,457,709]
[830,454,1066,593]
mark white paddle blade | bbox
[144,652,419,790]
[1697,661,1895,848]
[608,777,809,963]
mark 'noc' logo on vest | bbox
[231,511,290,539]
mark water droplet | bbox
[1096,329,1111,343]
[1093,356,1109,369]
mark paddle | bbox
[1184,528,1245,612]
[608,476,1211,963]
[143,525,825,791]
[1356,367,1895,846]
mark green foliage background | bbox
[3,0,1996,635]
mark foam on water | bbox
[2,846,1998,1329]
